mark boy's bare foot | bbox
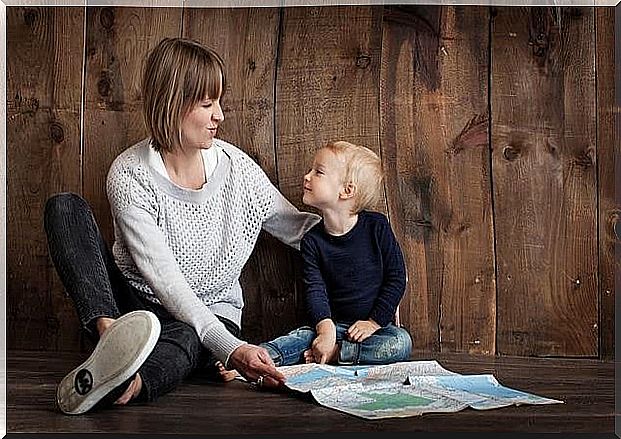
[303,349,315,363]
[216,361,239,382]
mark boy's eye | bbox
[203,103,213,108]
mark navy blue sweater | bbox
[301,211,406,328]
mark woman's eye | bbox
[316,170,324,175]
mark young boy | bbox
[260,141,412,367]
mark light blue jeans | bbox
[260,323,412,366]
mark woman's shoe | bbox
[56,310,161,414]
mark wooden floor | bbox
[7,350,616,435]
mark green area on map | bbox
[354,392,434,411]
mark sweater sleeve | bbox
[368,217,407,327]
[301,235,332,326]
[107,164,246,366]
[253,163,321,250]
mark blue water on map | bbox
[435,375,537,400]
[288,366,372,385]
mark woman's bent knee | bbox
[44,192,91,224]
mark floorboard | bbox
[7,350,615,434]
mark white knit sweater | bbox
[106,138,320,365]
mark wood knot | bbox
[24,8,38,26]
[248,60,256,72]
[356,54,371,69]
[100,7,115,30]
[545,138,558,156]
[574,148,594,168]
[503,145,520,161]
[97,71,111,97]
[613,216,620,240]
[49,122,65,143]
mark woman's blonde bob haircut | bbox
[142,38,226,153]
[324,141,384,214]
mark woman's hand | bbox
[346,319,380,343]
[227,344,285,388]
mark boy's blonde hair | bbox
[324,141,384,213]
[142,38,226,153]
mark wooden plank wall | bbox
[6,5,617,357]
[492,7,599,357]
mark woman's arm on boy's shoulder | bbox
[263,190,321,250]
[368,216,407,327]
[240,153,320,250]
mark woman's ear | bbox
[339,182,356,199]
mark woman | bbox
[44,37,320,415]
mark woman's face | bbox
[179,94,225,150]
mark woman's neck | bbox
[322,209,359,236]
[160,147,206,190]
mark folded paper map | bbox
[276,360,563,419]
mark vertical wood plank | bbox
[276,6,383,209]
[275,5,384,333]
[83,7,182,245]
[595,7,616,359]
[380,6,495,354]
[7,7,84,351]
[183,8,292,343]
[492,7,598,356]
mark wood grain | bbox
[83,7,182,245]
[380,6,496,354]
[595,7,617,359]
[492,7,598,356]
[276,6,383,210]
[7,7,84,351]
[7,350,614,434]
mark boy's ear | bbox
[339,182,356,199]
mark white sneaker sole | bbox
[56,310,161,415]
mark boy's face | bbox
[303,148,347,211]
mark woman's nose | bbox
[213,103,224,122]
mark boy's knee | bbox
[394,328,412,361]
[376,327,412,362]
[395,327,413,358]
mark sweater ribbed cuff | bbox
[201,324,247,366]
[369,310,393,328]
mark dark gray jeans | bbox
[44,192,239,403]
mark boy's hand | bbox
[311,333,337,364]
[347,319,380,343]
[307,319,337,364]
